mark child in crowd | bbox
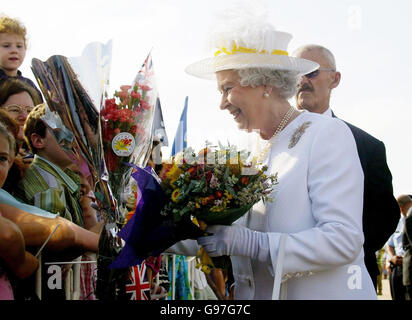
[0,15,42,98]
[15,103,83,226]
[0,122,38,300]
[0,119,102,299]
[0,109,27,194]
[14,103,98,299]
[0,118,101,300]
[68,163,100,300]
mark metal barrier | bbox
[35,253,197,300]
[35,253,96,300]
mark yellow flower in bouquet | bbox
[171,189,181,202]
[165,164,183,186]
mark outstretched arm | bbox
[0,202,99,253]
[0,215,39,279]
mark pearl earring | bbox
[263,92,270,98]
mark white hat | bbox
[185,21,319,80]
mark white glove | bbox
[197,225,270,262]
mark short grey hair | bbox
[397,194,412,207]
[237,68,300,99]
[293,44,336,70]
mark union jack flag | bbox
[125,262,151,300]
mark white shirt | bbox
[387,216,406,256]
[322,108,333,117]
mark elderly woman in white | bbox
[171,18,376,300]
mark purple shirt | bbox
[0,68,43,102]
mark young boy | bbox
[15,103,92,300]
[0,15,42,99]
[15,103,83,226]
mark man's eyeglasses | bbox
[1,104,34,115]
[304,68,335,79]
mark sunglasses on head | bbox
[304,68,335,79]
[48,127,74,152]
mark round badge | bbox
[112,132,135,157]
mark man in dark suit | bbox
[293,44,399,289]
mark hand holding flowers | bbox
[197,224,270,261]
[110,144,277,272]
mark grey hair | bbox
[292,44,336,70]
[237,68,301,99]
[397,194,412,207]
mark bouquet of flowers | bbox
[110,144,277,274]
[159,146,277,226]
[159,146,277,273]
[101,82,154,218]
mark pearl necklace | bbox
[256,106,296,163]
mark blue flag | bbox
[171,96,188,156]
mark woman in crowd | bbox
[0,78,42,161]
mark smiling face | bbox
[0,33,26,76]
[216,69,266,132]
[1,91,34,126]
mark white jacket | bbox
[232,111,376,299]
[170,111,377,300]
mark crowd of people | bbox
[0,11,410,301]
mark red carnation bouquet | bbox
[101,80,155,219]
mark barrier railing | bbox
[35,253,197,300]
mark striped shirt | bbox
[15,155,83,227]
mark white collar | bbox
[322,108,333,117]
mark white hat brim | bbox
[185,53,319,80]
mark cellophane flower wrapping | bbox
[101,53,158,222]
[31,42,134,300]
[32,42,117,223]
